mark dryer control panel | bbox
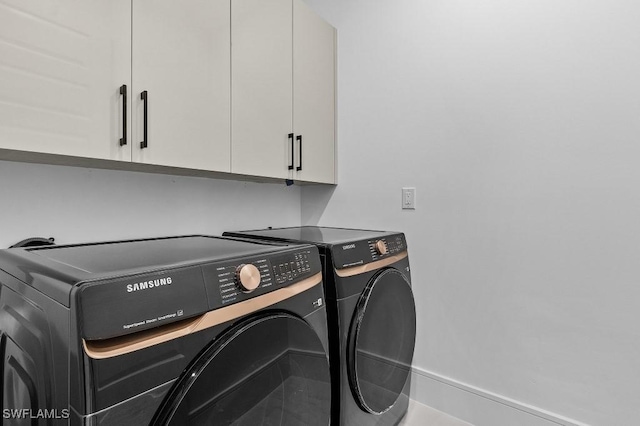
[332,233,407,270]
[203,246,321,309]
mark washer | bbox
[0,235,331,425]
[224,227,417,426]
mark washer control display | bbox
[213,258,272,305]
[202,246,320,310]
[273,250,313,284]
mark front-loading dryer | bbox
[224,227,417,426]
[0,235,331,425]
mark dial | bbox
[236,264,261,293]
[375,240,388,255]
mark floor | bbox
[398,400,472,426]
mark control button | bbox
[375,240,388,255]
[236,264,261,293]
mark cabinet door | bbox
[231,0,293,180]
[293,0,336,184]
[0,0,131,161]
[132,0,230,172]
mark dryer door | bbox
[347,268,417,414]
[153,312,331,426]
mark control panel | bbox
[272,250,313,284]
[368,234,405,260]
[203,246,320,310]
[78,244,321,340]
[211,258,272,305]
[333,233,407,270]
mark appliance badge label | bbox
[126,276,173,293]
[342,244,356,250]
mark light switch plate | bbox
[402,187,416,210]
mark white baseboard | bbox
[410,367,589,426]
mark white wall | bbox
[0,160,301,248]
[302,0,640,425]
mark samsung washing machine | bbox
[224,227,417,426]
[0,235,331,425]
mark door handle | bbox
[119,84,127,146]
[296,135,302,171]
[140,90,148,149]
[288,133,294,170]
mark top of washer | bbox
[25,235,285,274]
[0,235,323,340]
[225,226,396,246]
[0,236,311,303]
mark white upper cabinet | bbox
[232,0,336,183]
[231,0,294,180]
[0,0,131,161]
[293,0,336,184]
[131,0,231,172]
[0,0,334,183]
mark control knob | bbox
[236,264,261,293]
[374,240,388,255]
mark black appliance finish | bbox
[224,227,417,426]
[0,235,331,425]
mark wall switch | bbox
[402,187,416,210]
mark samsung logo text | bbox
[127,277,173,293]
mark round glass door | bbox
[153,313,331,426]
[347,268,417,414]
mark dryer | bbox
[224,227,417,426]
[0,235,331,425]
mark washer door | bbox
[347,268,417,414]
[153,313,331,426]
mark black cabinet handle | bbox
[296,135,302,171]
[288,133,294,170]
[119,84,127,146]
[140,90,148,149]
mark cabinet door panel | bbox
[132,0,231,172]
[231,0,293,179]
[0,0,131,161]
[293,0,336,184]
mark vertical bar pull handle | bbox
[288,133,295,170]
[296,135,302,171]
[140,91,148,149]
[119,84,127,146]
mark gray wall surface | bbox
[301,0,640,424]
[0,160,301,248]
